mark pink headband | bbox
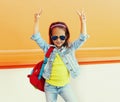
[50,24,66,29]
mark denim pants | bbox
[44,82,78,102]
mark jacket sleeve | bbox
[71,33,89,50]
[31,32,49,52]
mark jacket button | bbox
[66,62,68,64]
[70,69,73,71]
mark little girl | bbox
[31,9,89,102]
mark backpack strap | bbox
[38,46,54,79]
[45,46,54,58]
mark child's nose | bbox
[57,38,61,41]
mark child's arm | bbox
[33,9,42,34]
[76,9,87,35]
[70,9,88,50]
[32,9,49,52]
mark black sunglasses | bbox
[51,35,66,40]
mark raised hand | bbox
[34,9,42,22]
[33,9,42,34]
[75,9,87,34]
[76,9,86,23]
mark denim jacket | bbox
[31,32,89,79]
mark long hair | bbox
[48,21,70,47]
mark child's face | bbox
[51,27,66,48]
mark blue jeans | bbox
[44,82,78,102]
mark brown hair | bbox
[49,21,70,47]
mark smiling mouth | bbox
[56,42,62,45]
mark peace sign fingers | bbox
[34,9,42,20]
[76,9,86,23]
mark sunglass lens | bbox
[60,36,66,40]
[51,36,58,40]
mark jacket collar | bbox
[49,45,66,52]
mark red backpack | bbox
[27,46,54,92]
